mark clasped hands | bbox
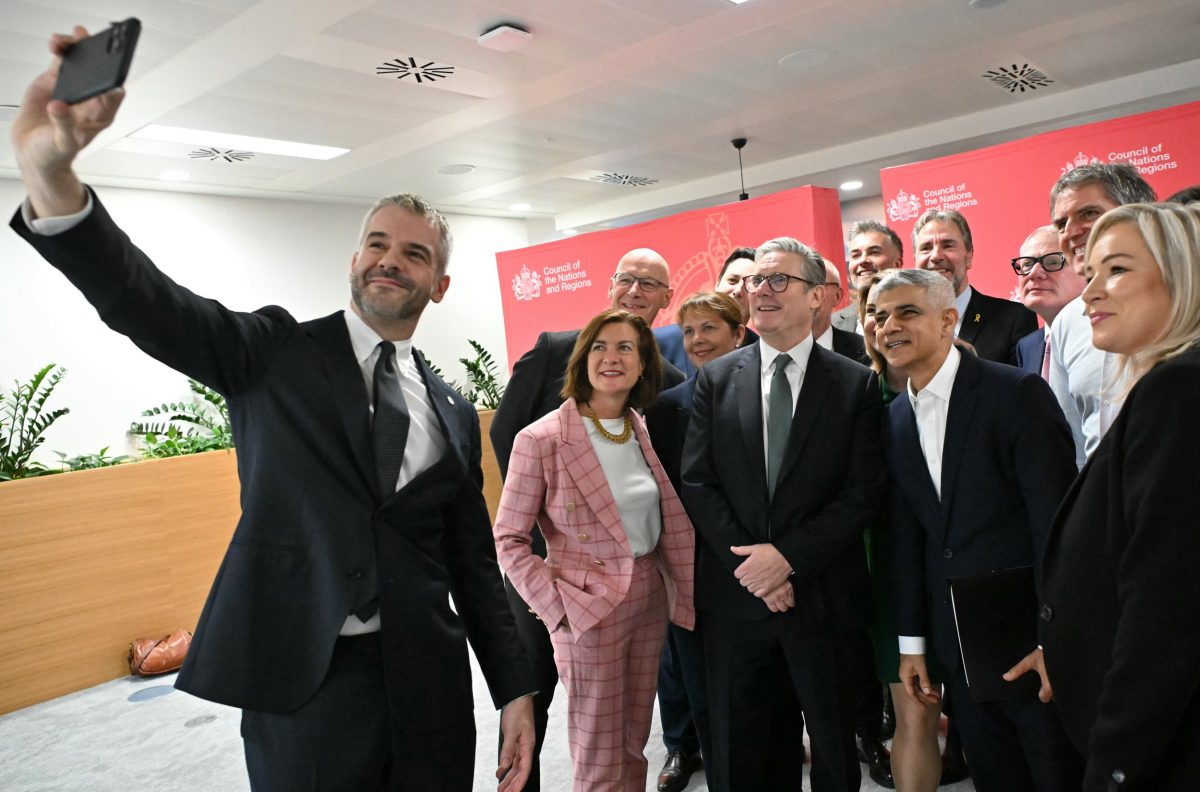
[731,543,794,612]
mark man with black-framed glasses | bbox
[1012,226,1088,381]
[682,236,884,790]
[489,246,685,791]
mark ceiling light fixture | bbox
[726,0,752,4]
[132,125,348,160]
[478,23,532,51]
[840,180,864,191]
[158,170,190,182]
[968,0,1007,8]
[510,202,532,212]
[732,138,749,201]
[437,163,476,175]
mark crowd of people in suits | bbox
[488,162,1200,792]
[10,25,1200,792]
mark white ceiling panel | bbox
[0,0,1196,229]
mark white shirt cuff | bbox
[22,192,94,235]
[898,635,925,655]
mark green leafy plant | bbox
[53,446,136,471]
[1,364,69,481]
[458,339,505,410]
[130,379,234,458]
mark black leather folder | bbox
[948,565,1042,703]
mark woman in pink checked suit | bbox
[494,309,696,792]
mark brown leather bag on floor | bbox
[128,629,192,676]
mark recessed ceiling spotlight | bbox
[132,125,348,160]
[561,229,578,236]
[840,180,864,191]
[438,163,476,175]
[777,48,831,71]
[727,0,752,4]
[158,170,190,181]
[510,202,532,212]
[968,0,1007,8]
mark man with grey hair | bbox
[833,219,905,334]
[912,208,1037,364]
[9,33,534,792]
[876,268,1082,792]
[1047,162,1156,467]
[682,236,884,790]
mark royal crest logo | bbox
[512,265,541,301]
[886,189,921,223]
[1061,151,1102,175]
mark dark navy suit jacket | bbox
[1014,327,1045,375]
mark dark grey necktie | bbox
[355,340,410,621]
[766,353,792,499]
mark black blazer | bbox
[958,288,1039,365]
[832,327,871,367]
[681,342,884,631]
[645,374,697,495]
[884,350,1075,675]
[11,195,531,725]
[1040,347,1200,792]
[1014,327,1046,375]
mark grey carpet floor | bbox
[0,655,975,791]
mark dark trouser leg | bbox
[785,630,861,792]
[499,575,559,792]
[241,632,474,792]
[944,666,1036,792]
[850,629,883,741]
[657,625,699,755]
[671,620,715,784]
[1007,696,1085,792]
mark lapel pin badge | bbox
[446,395,455,405]
[974,313,981,323]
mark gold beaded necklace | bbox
[585,403,633,444]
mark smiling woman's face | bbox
[680,308,742,369]
[586,320,644,398]
[1082,222,1172,355]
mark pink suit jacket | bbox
[494,398,695,637]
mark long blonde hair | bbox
[1086,202,1200,393]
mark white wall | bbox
[0,179,528,464]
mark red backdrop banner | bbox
[880,101,1200,302]
[495,186,844,371]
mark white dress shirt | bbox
[758,334,813,467]
[583,416,662,557]
[898,345,962,656]
[815,325,834,351]
[953,286,973,338]
[1049,296,1123,469]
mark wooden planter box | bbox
[0,411,505,716]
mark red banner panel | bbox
[495,186,844,370]
[880,101,1200,301]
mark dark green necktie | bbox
[766,353,792,499]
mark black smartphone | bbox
[52,18,141,105]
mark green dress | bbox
[867,367,944,683]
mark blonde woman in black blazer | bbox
[1040,202,1200,792]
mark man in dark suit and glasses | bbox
[875,268,1082,792]
[1011,225,1088,378]
[9,30,534,792]
[682,237,884,791]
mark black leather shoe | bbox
[880,687,896,741]
[858,737,894,788]
[939,744,970,785]
[657,750,700,792]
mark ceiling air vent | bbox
[190,147,254,162]
[591,172,660,187]
[376,57,454,84]
[983,63,1053,93]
